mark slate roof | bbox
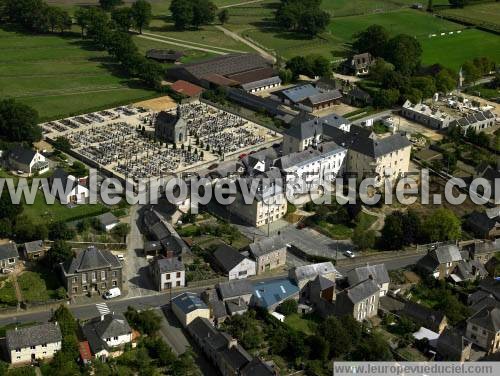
[0,242,18,260]
[290,262,339,282]
[23,240,44,255]
[379,295,405,312]
[187,317,218,340]
[252,278,299,308]
[313,274,335,291]
[248,235,285,258]
[281,84,319,103]
[217,279,253,300]
[437,328,471,360]
[50,168,80,191]
[241,357,276,376]
[453,259,488,281]
[479,279,500,300]
[213,244,246,273]
[8,145,37,165]
[284,114,322,140]
[97,212,119,227]
[219,344,253,372]
[154,257,184,273]
[241,76,281,91]
[467,307,500,332]
[82,313,131,344]
[402,301,446,327]
[347,263,390,287]
[344,278,380,304]
[307,89,342,105]
[466,211,499,233]
[172,292,208,314]
[61,246,121,276]
[6,323,62,350]
[277,142,345,170]
[433,245,463,264]
[226,298,248,315]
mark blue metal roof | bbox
[252,278,299,308]
[172,292,207,314]
[282,84,319,103]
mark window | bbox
[112,281,117,287]
[101,270,106,281]
[92,272,97,281]
[472,325,477,331]
[30,346,36,350]
[42,344,47,348]
[8,258,15,263]
[176,272,181,278]
[82,273,87,284]
[176,281,181,287]
[106,338,111,342]
[73,277,77,283]
[16,348,20,353]
[112,271,117,278]
[83,285,88,291]
[166,273,171,280]
[114,337,118,340]
[238,270,247,276]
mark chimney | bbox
[368,274,374,280]
[228,337,238,349]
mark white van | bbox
[103,287,121,299]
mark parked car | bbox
[117,254,125,262]
[296,222,306,229]
[343,250,355,258]
[103,287,121,299]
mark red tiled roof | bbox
[79,341,92,361]
[170,80,204,97]
[226,67,276,84]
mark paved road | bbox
[215,25,276,63]
[336,253,424,275]
[219,0,264,8]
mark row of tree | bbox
[169,0,217,30]
[282,54,331,81]
[275,0,331,37]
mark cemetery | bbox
[43,101,280,183]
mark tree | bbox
[47,240,73,267]
[449,0,468,8]
[125,306,162,335]
[275,0,330,36]
[279,68,293,84]
[192,0,216,28]
[218,9,229,24]
[381,212,405,250]
[462,60,481,84]
[373,88,400,108]
[112,7,133,31]
[112,222,130,240]
[427,0,433,12]
[351,332,393,360]
[131,0,152,34]
[384,34,422,75]
[402,209,423,245]
[411,76,436,99]
[13,216,48,242]
[307,54,331,77]
[320,316,352,357]
[277,299,298,315]
[300,8,330,37]
[369,58,393,82]
[170,0,194,29]
[49,221,76,241]
[0,99,41,143]
[75,7,90,37]
[306,335,329,361]
[99,0,123,11]
[435,69,456,93]
[352,24,389,57]
[352,227,376,251]
[422,208,461,242]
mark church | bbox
[154,107,188,145]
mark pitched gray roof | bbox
[213,244,246,273]
[402,301,446,326]
[61,246,121,275]
[281,84,319,103]
[344,278,380,304]
[291,262,338,282]
[6,323,62,350]
[23,240,44,254]
[307,89,342,105]
[8,145,37,166]
[187,317,218,340]
[154,257,184,273]
[277,142,345,170]
[347,264,389,287]
[241,358,276,376]
[241,76,281,91]
[217,279,253,300]
[97,212,119,227]
[437,328,470,360]
[219,344,253,372]
[0,242,18,260]
[248,235,285,258]
[82,313,131,343]
[432,245,462,264]
[172,292,207,314]
[468,307,500,332]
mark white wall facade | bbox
[10,341,61,365]
[160,269,186,289]
[228,258,256,280]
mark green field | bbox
[438,2,500,31]
[420,28,500,71]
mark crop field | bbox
[437,2,500,31]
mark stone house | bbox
[246,235,287,274]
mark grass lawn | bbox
[437,2,500,31]
[419,28,500,71]
[0,28,160,121]
[316,221,353,239]
[0,277,17,307]
[17,268,64,302]
[284,313,318,335]
[465,84,500,101]
[22,191,109,226]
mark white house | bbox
[81,313,133,360]
[49,168,89,204]
[6,322,62,365]
[150,257,185,291]
[346,263,390,297]
[0,242,19,272]
[8,146,49,176]
[96,212,120,232]
[213,244,256,280]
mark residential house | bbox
[308,274,336,312]
[81,313,133,360]
[334,277,380,321]
[478,279,500,301]
[241,357,277,376]
[22,240,46,261]
[60,246,123,297]
[466,239,500,264]
[401,100,454,129]
[437,328,472,361]
[212,244,256,280]
[468,290,500,314]
[351,53,373,76]
[150,257,185,291]
[401,301,448,334]
[343,86,372,107]
[6,323,62,365]
[96,212,119,232]
[228,168,287,227]
[171,292,210,327]
[49,168,89,204]
[465,307,500,354]
[251,278,299,311]
[201,288,229,326]
[449,110,496,135]
[417,244,463,279]
[8,146,49,176]
[347,263,390,296]
[0,242,19,271]
[246,235,287,274]
[466,212,500,240]
[187,317,261,376]
[449,259,488,283]
[289,262,339,289]
[475,163,499,204]
[217,279,253,316]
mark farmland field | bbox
[437,2,500,31]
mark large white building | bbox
[6,322,62,365]
[401,100,454,129]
